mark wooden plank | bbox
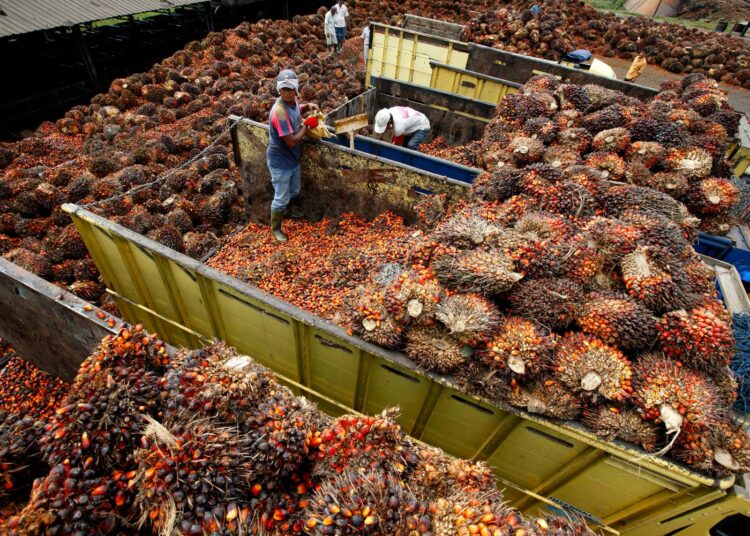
[0,258,115,381]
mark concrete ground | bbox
[601,55,750,114]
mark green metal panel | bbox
[64,202,749,536]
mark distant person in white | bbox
[333,1,350,52]
[324,6,338,53]
[361,20,371,67]
[373,107,431,151]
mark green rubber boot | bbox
[270,209,287,242]
[286,197,303,219]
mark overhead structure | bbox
[0,0,208,38]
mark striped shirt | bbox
[267,97,302,170]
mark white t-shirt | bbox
[334,3,348,27]
[389,107,430,136]
[361,26,370,42]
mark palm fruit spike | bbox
[470,167,520,202]
[311,409,417,478]
[685,177,740,215]
[620,246,691,313]
[522,116,558,144]
[664,147,713,181]
[350,286,402,349]
[543,146,580,169]
[514,211,574,242]
[643,172,689,198]
[506,136,545,167]
[698,214,736,236]
[541,181,596,218]
[681,258,718,296]
[435,293,500,346]
[433,212,502,249]
[6,461,128,535]
[134,416,251,536]
[508,379,582,420]
[554,332,633,403]
[656,306,734,371]
[479,194,534,226]
[581,104,633,134]
[517,163,564,198]
[592,127,630,154]
[305,470,411,535]
[603,184,686,223]
[432,246,523,295]
[556,84,591,112]
[406,324,468,374]
[619,210,694,258]
[40,329,166,472]
[407,445,495,497]
[508,278,584,331]
[583,406,659,452]
[384,268,442,326]
[634,353,722,434]
[708,420,750,475]
[576,292,656,351]
[556,127,591,153]
[482,317,555,380]
[626,141,665,169]
[564,165,606,197]
[562,234,606,286]
[452,359,511,403]
[583,217,642,265]
[523,73,560,94]
[584,151,626,179]
[554,109,584,131]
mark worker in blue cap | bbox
[266,69,319,242]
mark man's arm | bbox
[281,125,308,148]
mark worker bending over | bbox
[266,69,320,243]
[373,107,431,151]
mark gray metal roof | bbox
[0,0,207,38]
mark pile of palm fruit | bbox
[346,72,750,477]
[0,325,594,535]
[423,72,745,235]
[465,0,750,87]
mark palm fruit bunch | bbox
[471,168,521,202]
[591,127,630,154]
[0,415,46,505]
[508,278,583,331]
[435,292,501,346]
[517,163,563,198]
[311,409,418,479]
[602,185,686,223]
[411,492,518,536]
[663,148,713,181]
[633,353,723,435]
[684,177,741,215]
[406,445,496,498]
[619,210,697,257]
[620,246,691,313]
[40,325,168,472]
[656,306,735,372]
[481,317,555,381]
[506,136,546,167]
[553,332,634,403]
[304,469,411,535]
[576,292,656,351]
[514,211,574,243]
[639,171,689,198]
[133,416,252,536]
[626,141,665,170]
[673,419,750,476]
[433,212,503,248]
[583,406,659,452]
[406,324,468,374]
[432,246,524,295]
[508,379,582,420]
[385,268,443,326]
[5,461,133,535]
[451,359,512,404]
[349,285,402,349]
[583,217,641,265]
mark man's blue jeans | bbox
[405,129,429,151]
[269,163,301,211]
[335,26,346,45]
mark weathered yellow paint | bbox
[367,23,469,88]
[429,62,519,103]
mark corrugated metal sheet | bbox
[0,0,206,38]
